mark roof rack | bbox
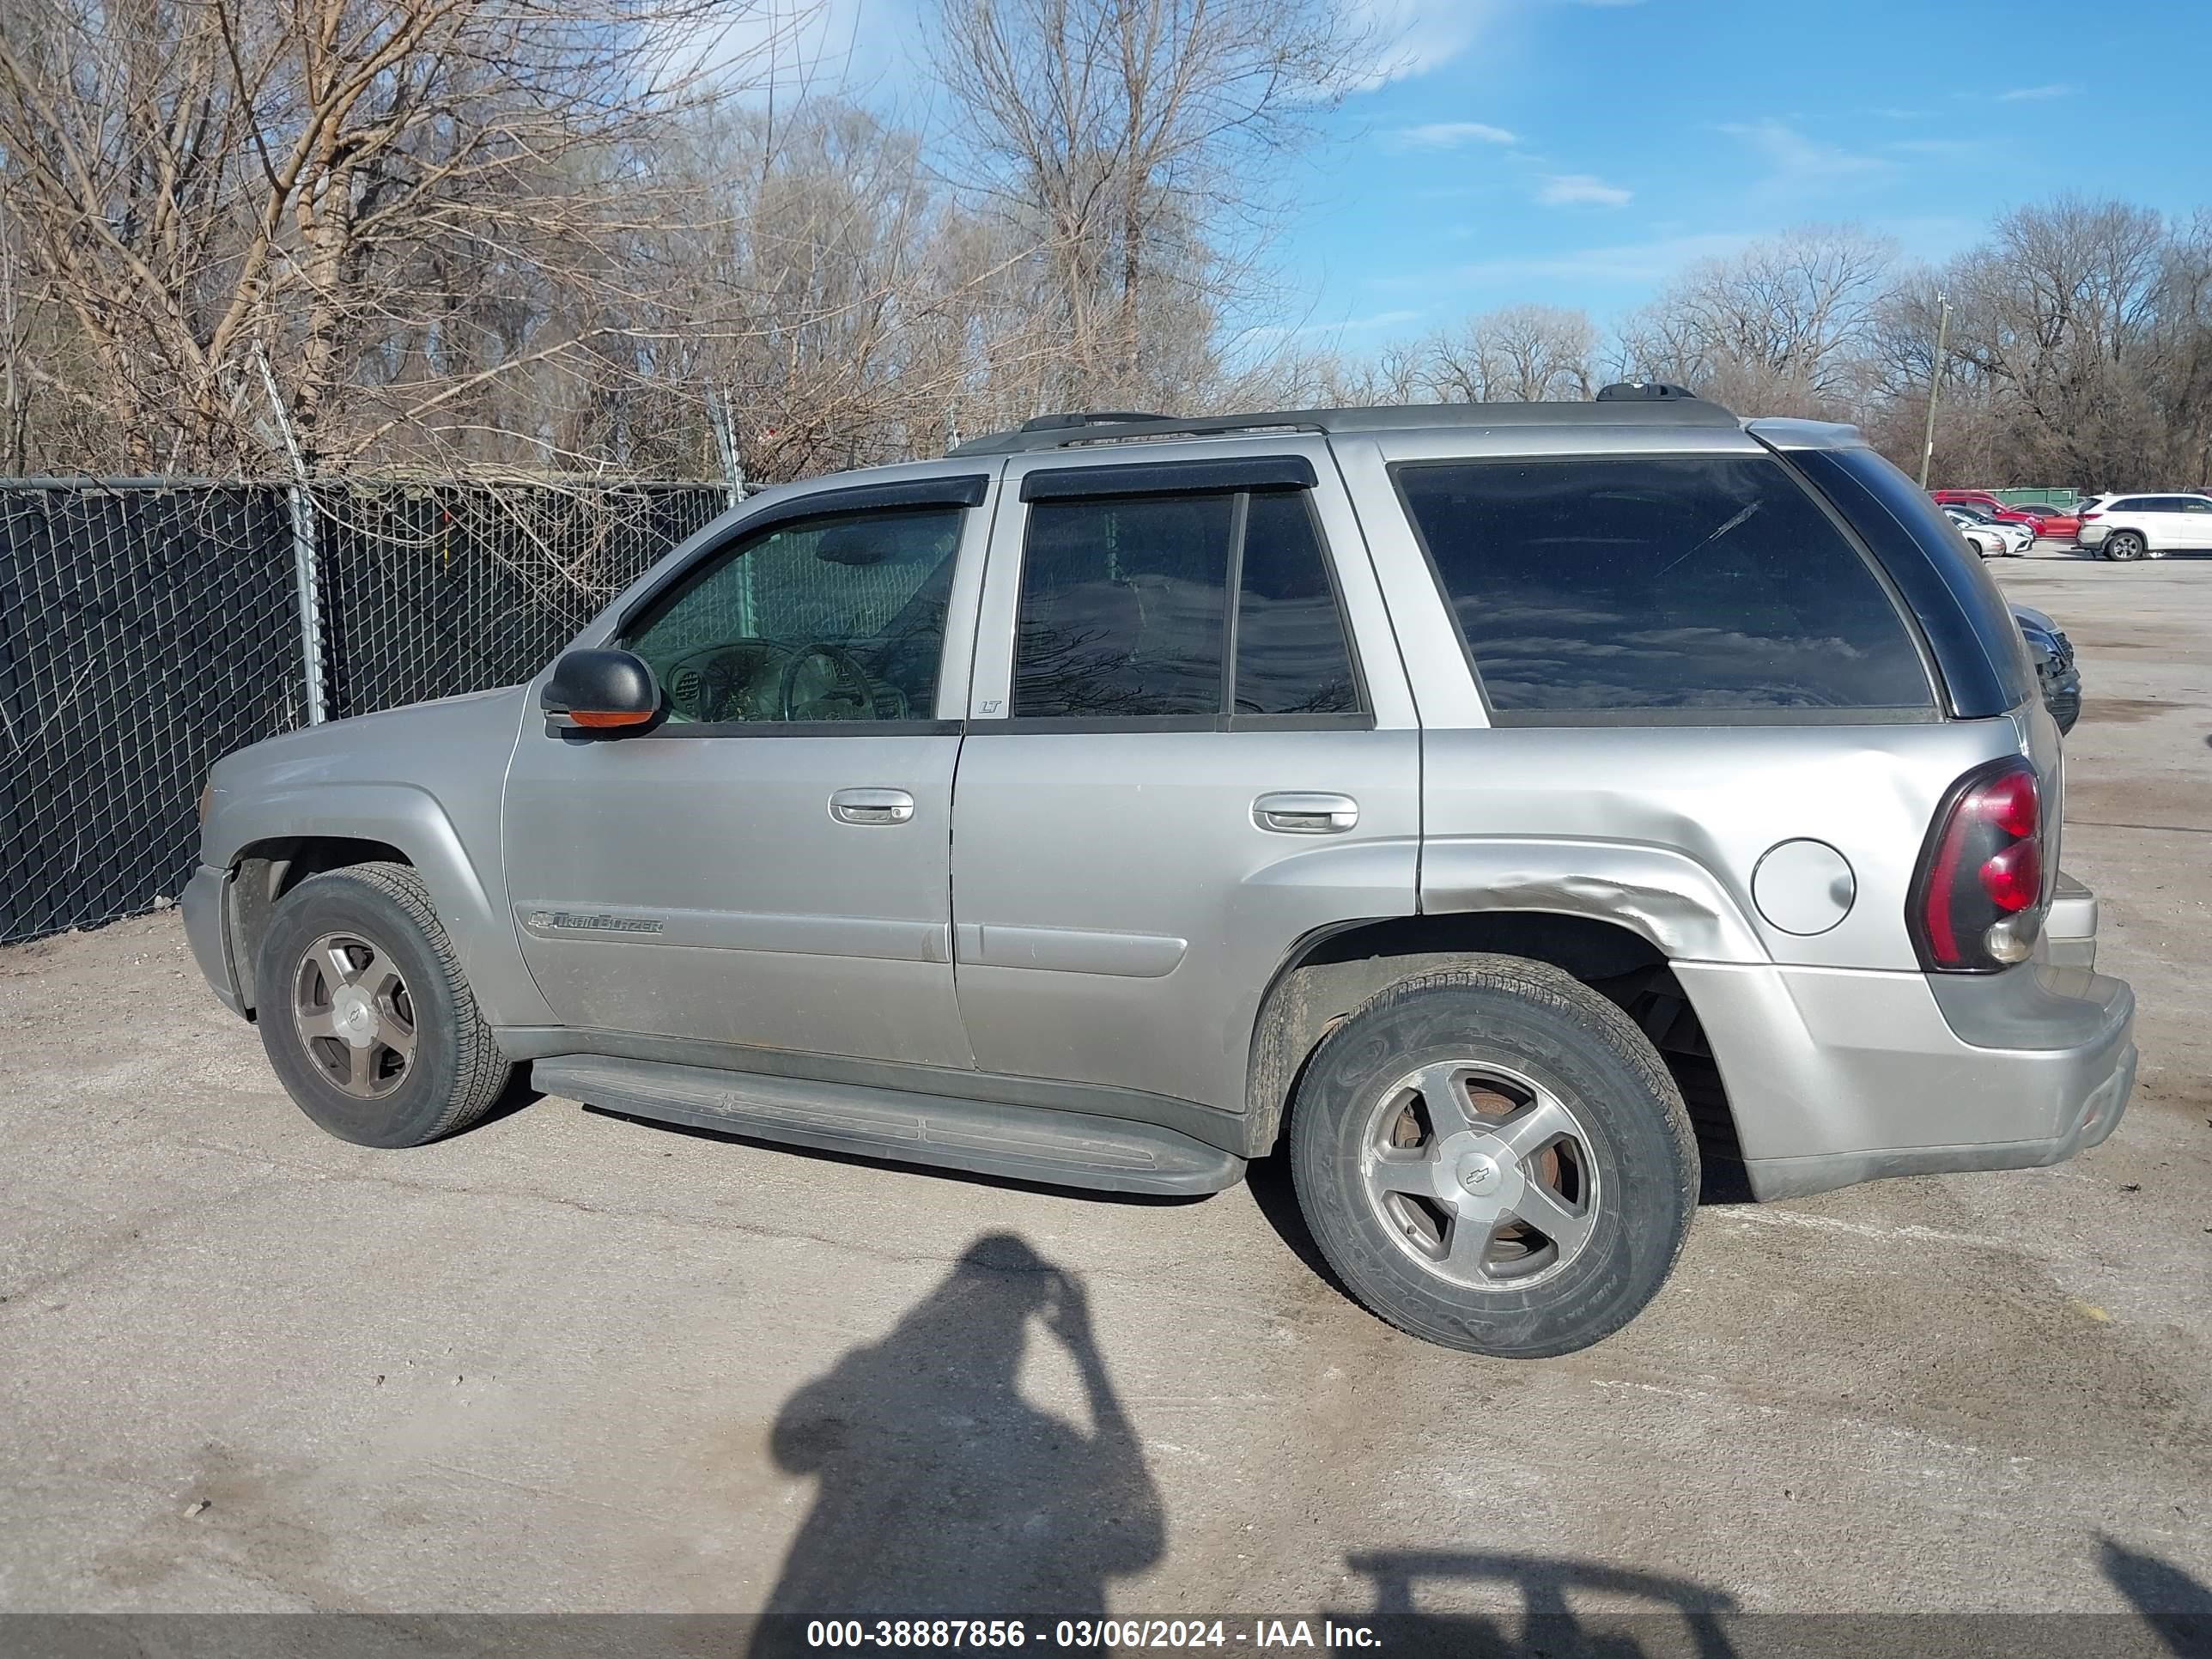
[946,390,1739,457]
[1015,411,1173,433]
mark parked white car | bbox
[1943,508,2011,559]
[1943,505,2030,556]
[2077,493,2212,560]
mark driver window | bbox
[623,504,965,724]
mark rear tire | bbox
[256,862,512,1147]
[2105,531,2148,562]
[1287,958,1698,1358]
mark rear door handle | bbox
[830,787,915,826]
[1253,792,1358,835]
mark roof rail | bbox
[1017,411,1173,433]
[946,393,1740,457]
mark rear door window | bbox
[1395,456,1936,723]
[1011,485,1364,722]
[1234,491,1360,715]
[1013,495,1234,718]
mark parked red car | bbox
[1930,489,2051,535]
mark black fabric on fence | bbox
[0,484,301,942]
[1,480,727,945]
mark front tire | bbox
[2105,531,2148,562]
[1288,959,1698,1358]
[256,862,512,1147]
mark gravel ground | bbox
[3,543,2209,1631]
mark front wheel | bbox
[1288,959,1698,1358]
[2105,531,2148,561]
[256,862,513,1146]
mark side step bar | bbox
[532,1055,1247,1197]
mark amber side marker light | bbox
[567,708,655,729]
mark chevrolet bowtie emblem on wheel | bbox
[529,911,663,935]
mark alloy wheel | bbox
[292,932,416,1098]
[1359,1059,1601,1290]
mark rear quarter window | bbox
[1395,455,1936,724]
[1779,444,2033,719]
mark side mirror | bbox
[542,648,659,732]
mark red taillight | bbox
[2081,510,2101,521]
[1982,767,2036,838]
[1911,758,2046,971]
[1979,839,2040,911]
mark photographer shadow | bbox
[750,1233,1164,1652]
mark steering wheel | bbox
[777,641,887,720]
[662,639,793,722]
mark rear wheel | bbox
[2105,530,2148,562]
[257,862,512,1146]
[1288,958,1698,1358]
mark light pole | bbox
[1918,293,1953,489]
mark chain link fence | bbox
[1,478,726,944]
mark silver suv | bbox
[184,389,2137,1357]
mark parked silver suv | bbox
[185,389,2137,1357]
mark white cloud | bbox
[666,0,927,106]
[1389,120,1520,149]
[1243,307,1427,343]
[1539,173,1632,207]
[1996,82,2074,101]
[1348,0,1507,82]
[1886,137,1988,161]
[1716,118,1889,193]
[1371,229,1766,292]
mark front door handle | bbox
[830,787,915,826]
[1254,792,1358,835]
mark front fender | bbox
[204,781,556,1030]
[199,688,554,1030]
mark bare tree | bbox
[0,0,775,473]
[1932,198,2174,483]
[927,0,1380,410]
[1420,303,1595,403]
[1617,226,1896,416]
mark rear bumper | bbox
[2046,870,2097,969]
[1730,1039,2133,1200]
[1674,883,2135,1200]
[182,862,247,1018]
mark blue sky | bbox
[1260,0,2212,349]
[732,0,2212,350]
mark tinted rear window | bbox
[1235,491,1359,715]
[1396,456,1936,722]
[1014,494,1231,717]
[1785,444,2033,717]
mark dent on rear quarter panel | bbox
[1418,720,2029,973]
